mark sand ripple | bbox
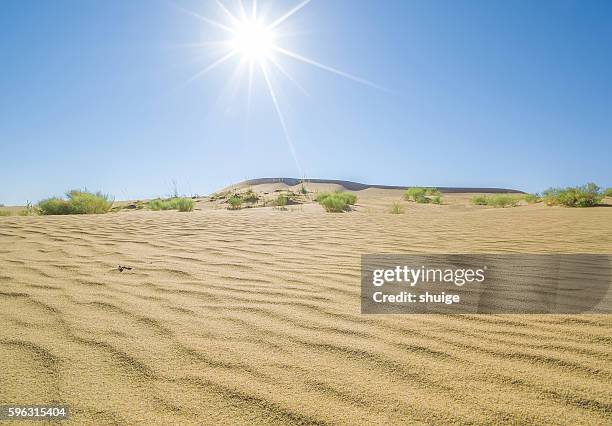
[1,201,611,424]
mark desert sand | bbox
[1,183,611,425]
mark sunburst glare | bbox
[177,0,380,177]
[231,20,275,59]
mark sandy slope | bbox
[1,193,611,425]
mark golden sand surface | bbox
[1,191,611,425]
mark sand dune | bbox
[1,191,611,424]
[219,177,524,194]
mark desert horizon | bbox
[2,178,611,424]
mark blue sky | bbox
[1,0,611,204]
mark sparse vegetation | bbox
[471,194,520,208]
[430,195,442,205]
[315,192,357,212]
[148,197,194,212]
[300,185,308,195]
[389,202,405,214]
[19,201,36,216]
[148,199,171,211]
[0,209,32,217]
[404,187,442,204]
[38,190,113,215]
[543,183,603,207]
[242,189,259,203]
[524,193,541,204]
[209,191,229,202]
[175,198,194,212]
[276,194,288,209]
[404,187,425,201]
[471,195,489,206]
[227,195,243,210]
[603,188,612,197]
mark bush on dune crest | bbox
[38,190,113,215]
[148,197,194,212]
[404,187,442,204]
[543,183,603,207]
[471,195,520,208]
[315,192,357,212]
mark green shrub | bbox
[389,202,404,214]
[471,195,519,208]
[404,187,426,201]
[323,192,356,205]
[471,195,488,205]
[543,183,603,207]
[340,193,357,205]
[414,194,430,204]
[38,190,112,215]
[405,187,440,199]
[319,195,348,212]
[227,195,243,210]
[148,197,193,211]
[242,190,259,203]
[489,195,519,208]
[316,192,357,212]
[405,187,441,203]
[67,190,113,214]
[300,185,308,195]
[149,199,174,211]
[175,198,194,212]
[38,198,72,215]
[314,193,326,202]
[603,188,612,197]
[276,194,288,208]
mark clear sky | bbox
[1,0,611,205]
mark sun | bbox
[176,0,381,177]
[231,20,275,60]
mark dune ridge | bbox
[1,193,611,424]
[221,177,525,194]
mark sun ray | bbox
[246,60,255,124]
[215,0,241,25]
[268,56,310,97]
[161,40,233,50]
[237,0,248,21]
[259,61,303,177]
[226,57,250,101]
[174,4,236,34]
[184,50,238,85]
[273,46,384,90]
[267,0,312,30]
